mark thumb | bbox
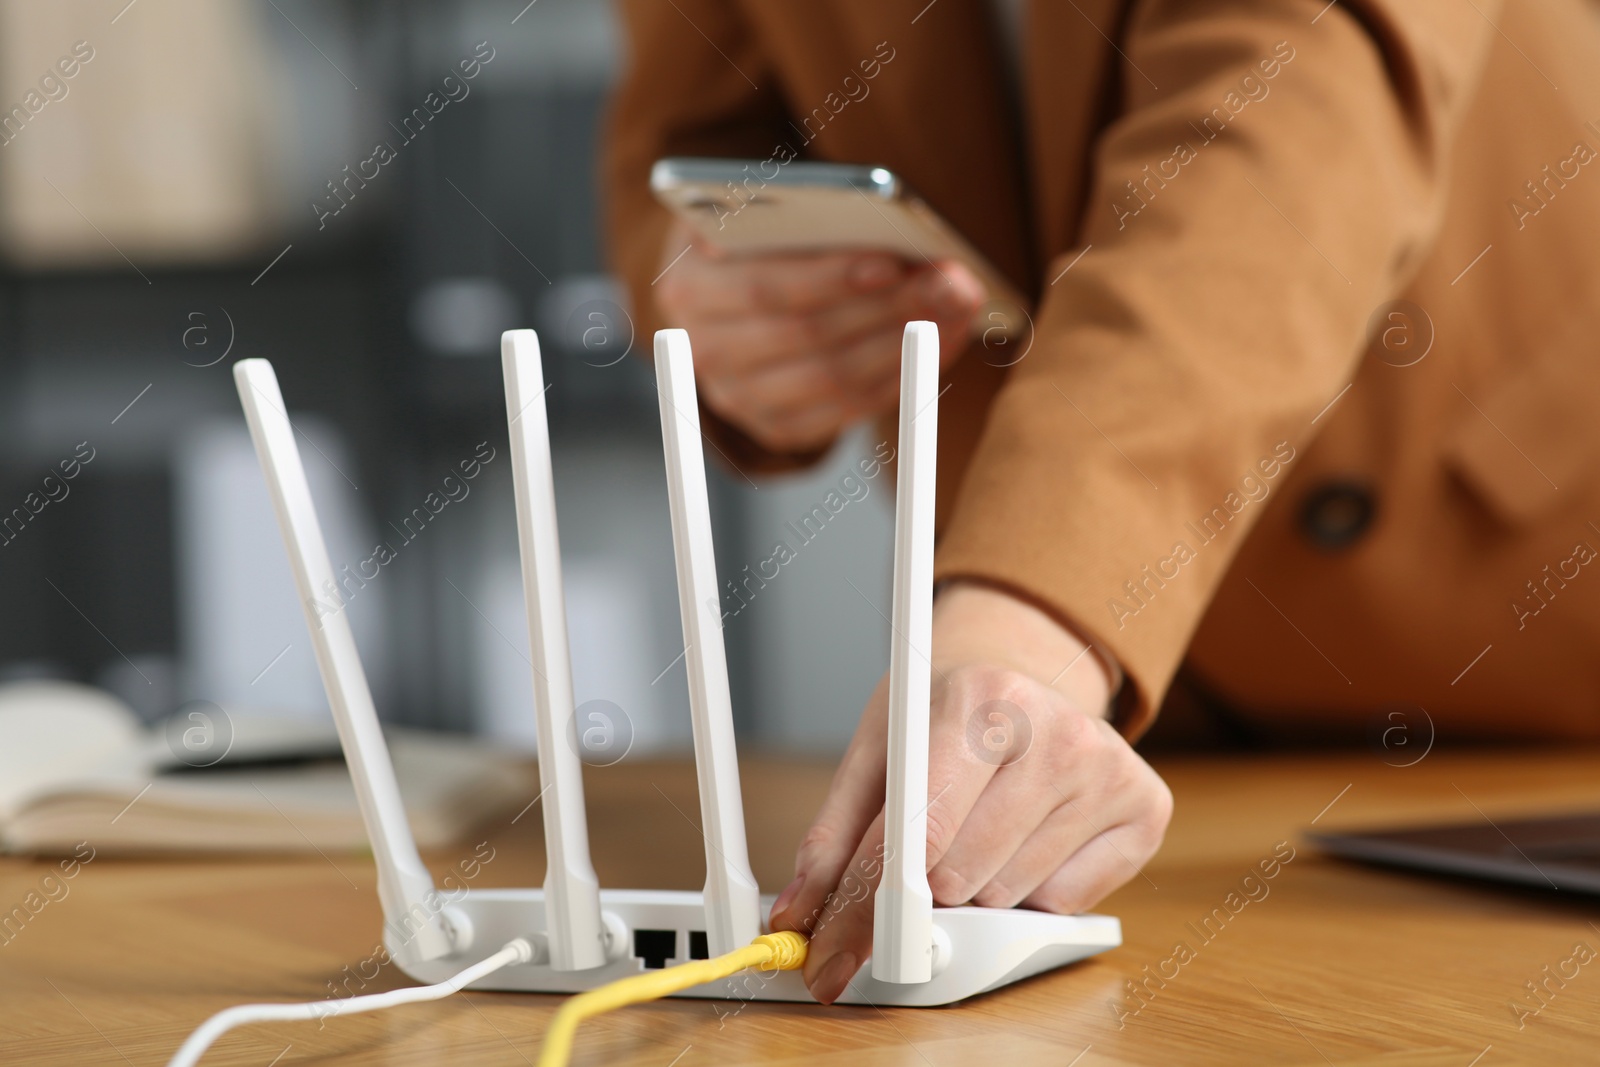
[770,677,889,934]
[798,810,887,1004]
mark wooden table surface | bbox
[4,749,1600,1066]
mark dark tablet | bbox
[1308,812,1600,894]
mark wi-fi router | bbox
[232,321,1119,1008]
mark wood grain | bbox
[3,751,1598,1065]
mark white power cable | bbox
[166,938,536,1067]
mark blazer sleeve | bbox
[932,0,1499,738]
[603,0,835,475]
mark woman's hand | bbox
[653,219,984,453]
[768,582,1173,1003]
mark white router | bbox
[232,322,1119,1008]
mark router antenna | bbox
[500,331,607,972]
[234,359,454,966]
[225,338,1122,1010]
[653,329,762,956]
[873,321,939,984]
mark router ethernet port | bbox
[689,931,709,960]
[633,928,677,969]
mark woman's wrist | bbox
[932,580,1115,719]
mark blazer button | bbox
[1299,480,1376,551]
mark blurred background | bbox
[0,0,894,758]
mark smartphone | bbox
[650,157,1027,338]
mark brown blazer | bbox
[604,0,1600,742]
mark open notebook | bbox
[0,680,537,854]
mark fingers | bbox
[930,752,1166,910]
[815,266,981,361]
[925,761,1064,906]
[918,674,1009,902]
[654,214,989,449]
[1019,821,1165,915]
[770,678,890,937]
[923,260,986,345]
[922,677,1092,905]
[687,292,905,399]
[696,356,848,452]
[659,245,906,319]
[811,260,978,411]
[688,268,975,379]
[968,805,1132,910]
[849,358,908,419]
[737,403,848,454]
[796,810,887,1004]
[920,656,1167,913]
[993,741,1171,911]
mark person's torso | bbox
[733,0,1600,739]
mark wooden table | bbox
[4,751,1599,1066]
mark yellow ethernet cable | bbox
[166,931,809,1067]
[537,930,810,1067]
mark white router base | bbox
[241,339,1127,1027]
[401,889,1120,1007]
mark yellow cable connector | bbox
[537,931,809,1067]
